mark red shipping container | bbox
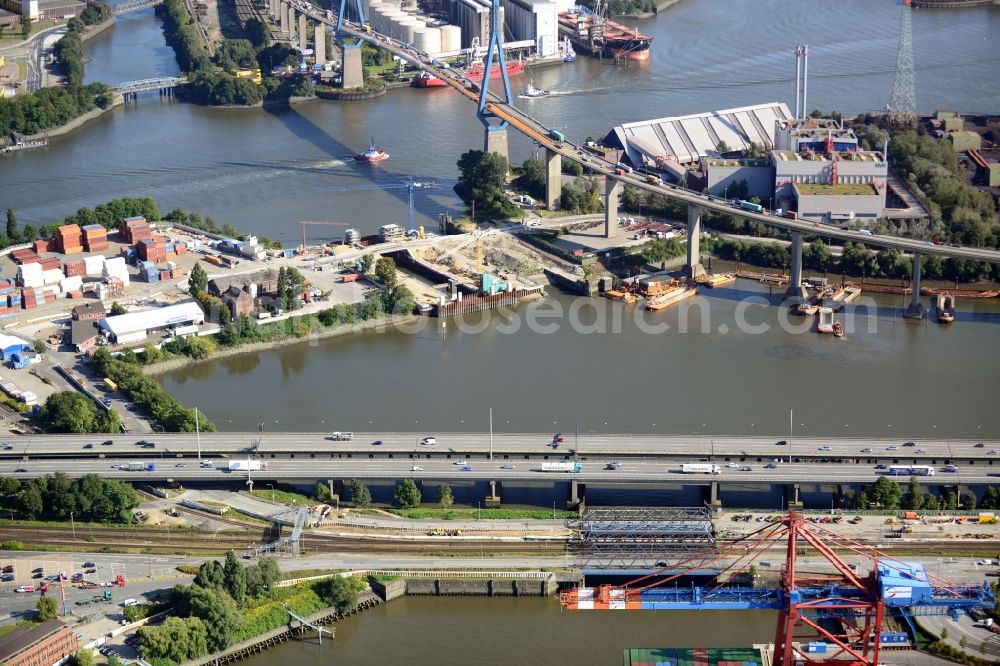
[33,240,54,253]
[175,244,188,255]
[40,258,61,271]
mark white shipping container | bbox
[42,269,64,285]
[60,276,83,292]
[84,255,106,276]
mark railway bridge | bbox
[112,0,164,15]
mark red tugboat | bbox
[356,138,389,162]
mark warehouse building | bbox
[98,301,205,345]
[0,334,32,362]
[0,619,79,666]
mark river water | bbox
[242,596,776,665]
[3,1,1000,437]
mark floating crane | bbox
[561,511,994,666]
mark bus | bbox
[887,465,935,476]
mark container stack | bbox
[64,259,87,278]
[103,257,130,287]
[57,224,84,254]
[138,237,166,264]
[11,248,40,266]
[121,216,153,244]
[20,288,37,310]
[140,261,160,283]
[17,263,43,289]
[82,224,109,253]
[84,255,105,277]
[98,277,125,300]
[33,239,54,254]
[60,275,83,295]
[0,280,17,310]
[175,243,188,256]
[39,256,60,272]
[42,268,63,286]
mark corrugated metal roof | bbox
[605,102,791,166]
[0,334,30,351]
[99,301,205,338]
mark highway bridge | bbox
[277,0,1000,316]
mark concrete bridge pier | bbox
[705,480,722,509]
[904,252,926,319]
[545,148,561,210]
[603,177,621,238]
[279,2,289,34]
[485,480,501,508]
[298,12,308,52]
[289,8,298,41]
[785,483,804,509]
[785,231,808,301]
[341,43,364,88]
[269,0,277,19]
[567,478,586,510]
[686,204,705,278]
[314,21,326,64]
[484,126,509,161]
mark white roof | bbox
[99,302,205,338]
[0,335,31,351]
[605,102,792,165]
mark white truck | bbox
[541,462,583,473]
[681,464,721,475]
[327,432,353,441]
[228,460,265,472]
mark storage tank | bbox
[415,26,441,54]
[397,18,420,44]
[380,8,403,38]
[440,24,461,52]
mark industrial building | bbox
[500,0,558,57]
[71,319,100,352]
[0,619,79,666]
[603,102,792,168]
[0,334,31,361]
[98,301,205,345]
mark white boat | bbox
[520,83,550,98]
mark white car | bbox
[410,466,423,472]
[453,460,467,465]
[727,463,738,468]
[420,437,436,446]
[818,445,831,451]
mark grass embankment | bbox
[248,488,314,507]
[385,507,576,520]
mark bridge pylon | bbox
[477,0,514,160]
[335,0,366,42]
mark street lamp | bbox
[70,511,75,539]
[267,484,275,501]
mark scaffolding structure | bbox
[244,508,309,558]
[570,507,716,569]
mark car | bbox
[902,441,916,447]
[461,465,472,471]
[15,586,35,593]
[818,445,831,451]
[0,442,13,450]
[45,574,59,581]
[83,562,95,568]
[420,437,436,446]
[175,463,186,468]
[453,460,467,465]
[83,443,93,449]
[606,462,621,470]
[727,463,738,468]
[371,440,383,446]
[32,567,43,573]
[974,443,985,448]
[942,465,958,473]
[14,468,27,473]
[143,442,155,448]
[410,465,423,472]
[1,565,12,573]
[740,466,753,472]
[31,573,43,579]
[71,573,84,580]
[765,463,777,469]
[1,574,14,581]
[990,450,1000,455]
[85,568,97,574]
[775,440,787,446]
[101,440,113,446]
[500,464,515,469]
[916,448,927,454]
[978,560,995,566]
[860,448,873,453]
[886,445,899,451]
[875,464,887,470]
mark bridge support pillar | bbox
[904,252,926,319]
[785,483,803,509]
[485,480,501,508]
[686,204,705,278]
[279,2,289,34]
[314,21,326,64]
[603,177,621,239]
[484,125,509,161]
[298,12,308,52]
[785,231,807,301]
[341,43,364,88]
[567,479,585,510]
[544,148,561,210]
[706,480,722,509]
[269,0,276,18]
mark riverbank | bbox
[144,313,420,376]
[614,0,686,20]
[18,94,123,143]
[912,0,998,6]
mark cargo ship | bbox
[645,283,697,311]
[557,10,652,61]
[412,71,447,88]
[462,58,525,81]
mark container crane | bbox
[320,177,455,235]
[561,511,994,666]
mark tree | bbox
[982,486,999,510]
[871,477,903,510]
[223,551,247,607]
[959,636,968,649]
[38,391,99,433]
[142,343,164,365]
[373,256,398,289]
[74,649,95,666]
[943,490,958,510]
[189,263,208,294]
[516,157,546,200]
[32,338,46,354]
[905,476,923,511]
[358,254,375,274]
[194,560,225,589]
[437,483,453,508]
[715,139,731,153]
[394,478,422,508]
[315,482,332,503]
[360,293,384,320]
[19,483,43,518]
[123,604,143,623]
[350,479,371,507]
[110,302,127,316]
[455,150,517,220]
[5,209,18,243]
[316,576,360,614]
[856,489,870,510]
[0,476,20,497]
[185,336,216,360]
[184,585,242,652]
[940,627,948,640]
[37,595,58,620]
[21,14,30,39]
[22,224,37,243]
[258,557,280,591]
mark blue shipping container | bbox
[880,633,908,644]
[806,643,827,654]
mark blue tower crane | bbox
[320,177,455,234]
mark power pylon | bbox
[888,0,916,128]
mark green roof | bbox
[794,183,878,196]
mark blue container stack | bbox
[141,260,160,283]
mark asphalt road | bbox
[1,456,995,484]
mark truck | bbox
[681,464,721,475]
[327,432,353,441]
[738,200,764,214]
[228,460,265,472]
[541,462,582,473]
[549,129,565,142]
[126,462,146,472]
[103,378,118,392]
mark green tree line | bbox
[0,471,140,523]
[37,391,122,434]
